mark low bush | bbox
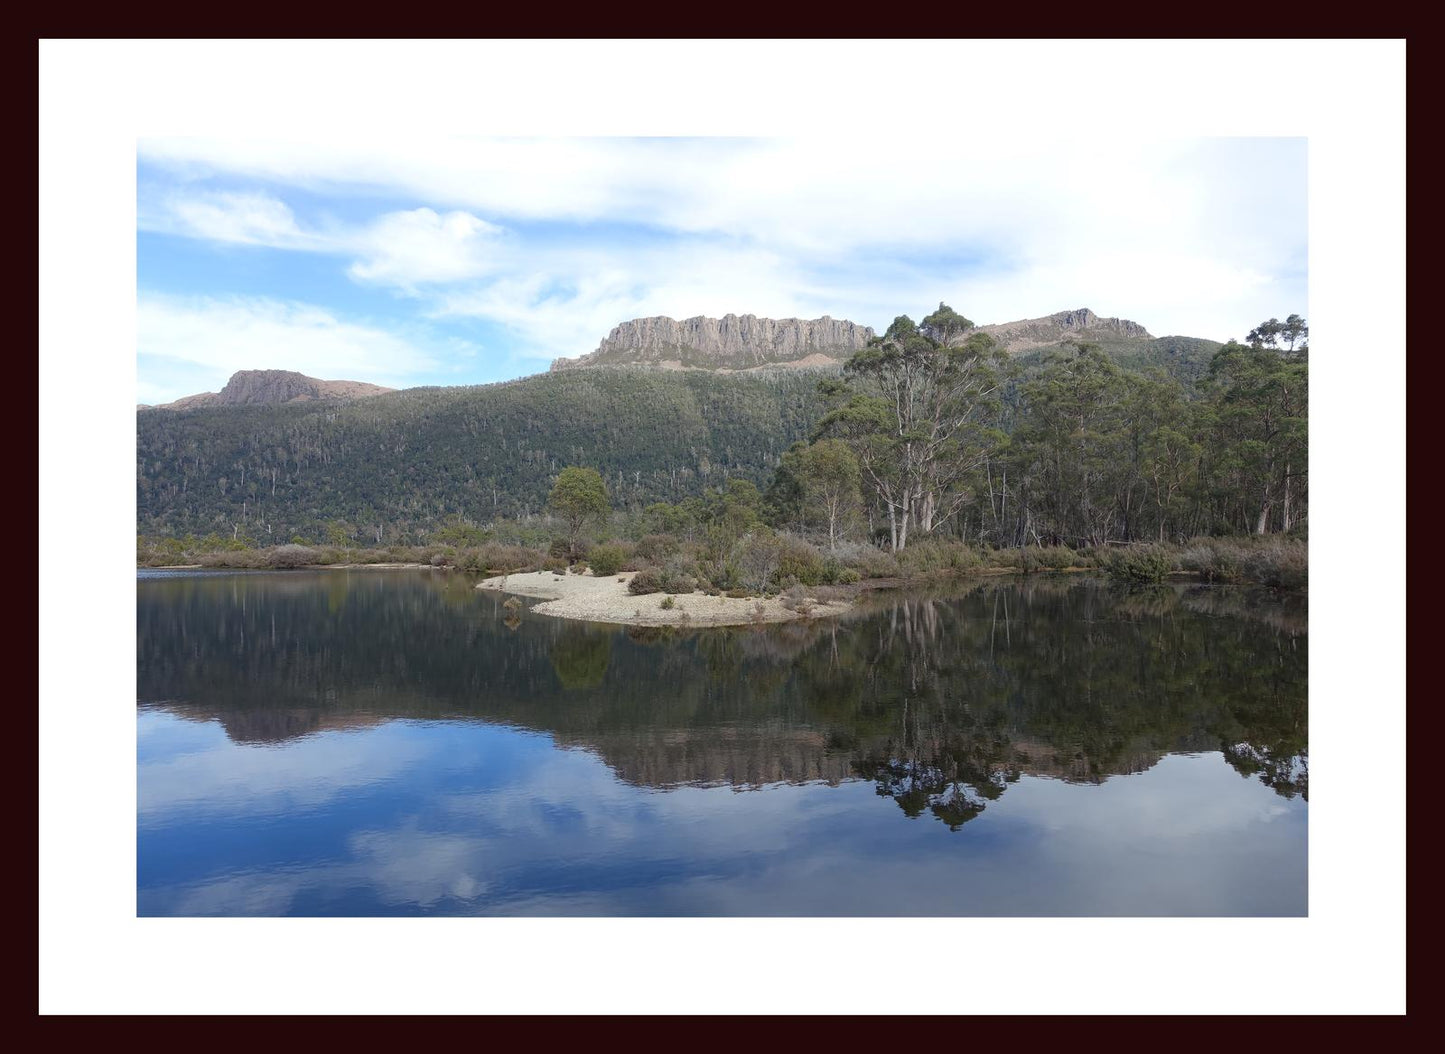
[268,544,319,569]
[587,543,629,577]
[659,595,676,610]
[634,533,680,562]
[1102,545,1175,583]
[834,541,900,579]
[1179,540,1242,582]
[776,535,827,586]
[628,570,662,595]
[1242,540,1308,589]
[1031,546,1080,570]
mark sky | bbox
[136,136,1308,405]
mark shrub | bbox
[776,535,827,586]
[634,533,680,562]
[659,595,676,610]
[1102,545,1175,583]
[836,567,862,585]
[268,544,319,569]
[834,541,900,579]
[1031,546,1079,570]
[628,569,662,595]
[731,531,785,594]
[1242,540,1308,589]
[542,556,569,573]
[588,543,628,577]
[1179,541,1242,582]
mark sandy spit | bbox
[476,570,850,628]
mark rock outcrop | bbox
[141,370,393,411]
[551,314,875,372]
[973,308,1153,354]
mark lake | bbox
[137,569,1307,916]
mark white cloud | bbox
[137,137,1308,371]
[347,207,504,288]
[162,190,321,249]
[137,294,446,403]
[142,191,505,289]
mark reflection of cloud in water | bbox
[138,718,431,822]
[141,734,1304,916]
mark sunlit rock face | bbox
[551,314,875,372]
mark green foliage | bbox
[549,466,610,551]
[627,569,662,595]
[775,534,827,586]
[586,543,629,577]
[137,367,829,542]
[659,595,676,610]
[1101,545,1175,583]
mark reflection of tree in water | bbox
[138,572,1308,826]
[550,628,612,691]
[1223,742,1308,800]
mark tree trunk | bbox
[1282,461,1293,532]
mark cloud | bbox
[347,207,504,288]
[143,190,504,289]
[137,294,448,403]
[137,137,1309,374]
[161,190,321,249]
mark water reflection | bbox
[137,570,1307,915]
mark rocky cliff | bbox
[550,314,875,372]
[974,308,1153,354]
[142,369,394,411]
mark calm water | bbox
[137,569,1307,916]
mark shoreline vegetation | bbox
[139,532,1306,628]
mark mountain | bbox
[955,308,1222,387]
[136,367,829,541]
[141,369,394,411]
[968,307,1153,353]
[550,314,874,372]
[135,308,1228,541]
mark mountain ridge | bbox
[550,313,876,372]
[141,369,394,411]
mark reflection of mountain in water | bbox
[138,572,1308,826]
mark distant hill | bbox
[551,314,874,372]
[141,369,394,411]
[947,309,1222,388]
[968,307,1153,352]
[136,367,830,541]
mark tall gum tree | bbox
[816,306,1007,550]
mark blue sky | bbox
[136,136,1307,405]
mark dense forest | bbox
[137,368,829,544]
[772,306,1307,551]
[136,307,1304,571]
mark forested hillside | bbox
[136,367,830,543]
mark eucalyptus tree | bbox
[816,308,1008,550]
[1205,324,1308,534]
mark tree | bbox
[548,466,610,556]
[818,309,1007,550]
[1206,327,1307,535]
[791,439,862,549]
[920,301,974,346]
